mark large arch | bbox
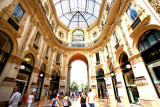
[132,24,160,54]
[0,27,18,56]
[66,52,89,93]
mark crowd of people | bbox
[8,87,110,107]
[8,87,35,107]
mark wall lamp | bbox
[15,65,25,71]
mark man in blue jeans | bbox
[88,88,96,107]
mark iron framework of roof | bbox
[53,0,102,28]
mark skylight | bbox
[53,0,102,28]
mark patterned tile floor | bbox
[32,98,141,107]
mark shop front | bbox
[109,63,121,102]
[96,68,106,99]
[48,69,60,99]
[35,63,46,101]
[138,29,160,98]
[119,53,139,104]
[16,53,34,102]
[0,31,12,75]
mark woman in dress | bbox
[80,92,87,107]
[27,92,35,107]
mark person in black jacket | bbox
[80,92,87,107]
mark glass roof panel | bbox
[53,0,102,28]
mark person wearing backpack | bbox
[63,93,71,107]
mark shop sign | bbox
[141,42,160,64]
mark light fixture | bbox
[40,74,43,77]
[104,77,107,80]
[111,73,114,76]
[126,64,131,69]
[19,65,25,70]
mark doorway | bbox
[96,68,106,99]
[16,53,34,102]
[69,60,88,95]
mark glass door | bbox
[124,71,139,104]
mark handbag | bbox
[67,98,71,106]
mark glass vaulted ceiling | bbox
[53,0,102,28]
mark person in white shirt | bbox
[27,92,35,107]
[88,88,96,107]
[8,87,21,107]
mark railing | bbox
[37,0,115,47]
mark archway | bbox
[0,31,12,75]
[96,68,106,99]
[48,69,60,99]
[35,63,46,101]
[109,63,120,102]
[67,53,89,95]
[138,29,160,98]
[16,53,35,101]
[119,52,139,104]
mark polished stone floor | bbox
[32,98,141,107]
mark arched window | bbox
[96,68,106,99]
[72,29,84,43]
[0,31,12,75]
[139,29,160,98]
[138,29,160,52]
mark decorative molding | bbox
[116,81,123,88]
[106,84,112,89]
[114,44,124,55]
[135,76,148,86]
[94,64,103,70]
[31,82,38,88]
[3,77,16,82]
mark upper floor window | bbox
[96,52,100,65]
[106,45,109,54]
[72,29,84,42]
[113,32,118,44]
[139,29,160,52]
[46,46,49,56]
[56,53,61,63]
[11,4,24,23]
[93,32,97,37]
[35,32,41,45]
[127,4,138,22]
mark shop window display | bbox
[139,29,160,97]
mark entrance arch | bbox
[66,53,89,93]
[138,29,160,98]
[16,53,35,101]
[49,69,60,99]
[0,31,12,75]
[36,63,46,101]
[96,68,106,98]
[119,52,139,104]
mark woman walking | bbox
[63,93,71,107]
[27,92,35,107]
[22,91,28,107]
[51,93,61,107]
[80,92,87,107]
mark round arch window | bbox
[138,29,160,52]
[72,29,84,42]
[0,31,12,75]
[139,29,160,98]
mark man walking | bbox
[8,87,21,107]
[88,88,96,107]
